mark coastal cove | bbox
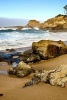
[0,0,67,100]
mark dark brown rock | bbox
[6,48,15,52]
[32,40,67,59]
[0,94,3,96]
[19,49,33,62]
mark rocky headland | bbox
[0,14,67,32]
[26,14,67,31]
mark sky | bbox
[0,0,67,26]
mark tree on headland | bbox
[63,5,67,15]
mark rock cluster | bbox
[8,61,35,77]
[19,40,67,63]
[23,64,67,88]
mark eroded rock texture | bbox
[23,64,67,88]
[8,61,35,77]
[32,40,67,59]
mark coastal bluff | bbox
[1,14,67,31]
[26,15,67,31]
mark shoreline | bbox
[0,54,67,100]
[0,40,67,100]
[0,40,67,53]
[0,46,32,53]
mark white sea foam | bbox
[21,28,32,30]
[33,27,39,30]
[0,27,17,30]
[0,30,67,50]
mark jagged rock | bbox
[27,54,40,63]
[32,40,67,59]
[49,64,67,87]
[8,61,35,77]
[19,49,33,62]
[23,64,67,88]
[19,49,40,63]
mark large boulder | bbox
[32,40,67,59]
[8,61,35,77]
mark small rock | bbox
[0,94,3,96]
[8,61,35,77]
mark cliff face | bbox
[27,15,67,31]
[41,15,67,30]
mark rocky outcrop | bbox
[18,40,67,63]
[8,61,35,77]
[8,40,67,78]
[26,20,41,28]
[26,15,67,31]
[23,64,67,88]
[41,15,67,30]
[32,40,67,59]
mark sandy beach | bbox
[0,54,67,100]
[0,0,67,99]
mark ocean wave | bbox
[33,27,39,30]
[0,27,17,31]
[21,28,32,30]
[0,30,67,50]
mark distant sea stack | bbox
[26,20,41,28]
[26,15,67,31]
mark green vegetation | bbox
[63,5,67,15]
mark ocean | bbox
[0,27,67,50]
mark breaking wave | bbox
[0,29,67,50]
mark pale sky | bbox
[0,0,67,21]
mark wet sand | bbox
[0,54,67,100]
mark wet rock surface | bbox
[0,52,20,64]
